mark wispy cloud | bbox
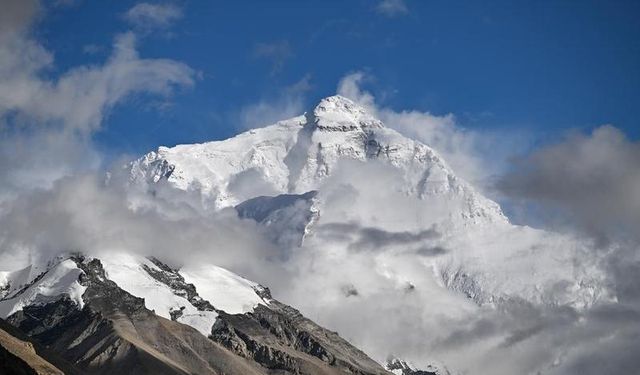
[336,71,529,193]
[82,43,104,55]
[253,40,294,75]
[0,31,194,134]
[0,0,40,37]
[237,74,312,130]
[124,2,183,30]
[0,0,194,198]
[376,0,409,17]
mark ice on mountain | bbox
[180,263,269,315]
[100,252,218,336]
[0,259,86,319]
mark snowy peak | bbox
[0,254,269,331]
[0,259,86,319]
[126,94,508,224]
[0,253,391,375]
[311,95,383,131]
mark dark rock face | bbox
[7,258,266,375]
[0,344,40,375]
[144,158,175,184]
[0,282,10,299]
[141,257,389,375]
[211,300,389,375]
[0,318,80,375]
[143,257,216,313]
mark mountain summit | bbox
[129,96,507,225]
[311,95,384,131]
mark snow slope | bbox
[180,263,268,314]
[100,253,219,336]
[235,190,319,247]
[0,253,272,338]
[101,252,270,335]
[129,95,506,226]
[0,259,86,318]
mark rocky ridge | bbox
[0,254,391,375]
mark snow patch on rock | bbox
[0,259,86,318]
[180,263,269,315]
[100,252,218,336]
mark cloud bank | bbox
[490,124,640,374]
[498,125,640,244]
[336,71,529,193]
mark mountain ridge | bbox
[1,253,392,374]
[128,95,507,226]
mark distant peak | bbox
[311,95,383,131]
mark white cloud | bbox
[0,1,195,198]
[237,74,312,130]
[376,0,409,17]
[0,32,194,134]
[336,71,376,109]
[337,71,527,192]
[124,2,183,29]
[0,172,283,281]
[0,0,40,39]
[333,72,640,374]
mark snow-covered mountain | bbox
[129,95,506,226]
[0,253,390,374]
[0,95,612,374]
[128,95,607,309]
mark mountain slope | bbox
[129,95,505,226]
[0,254,390,375]
[0,320,67,375]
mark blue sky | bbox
[35,0,640,157]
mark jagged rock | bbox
[0,318,80,375]
[6,258,267,375]
[143,257,216,312]
[211,300,389,375]
[1,255,392,375]
[385,357,448,375]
